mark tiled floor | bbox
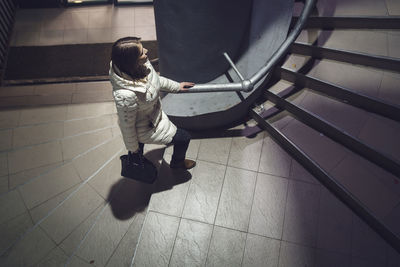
[0,1,400,267]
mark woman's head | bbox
[111,37,149,80]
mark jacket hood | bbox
[109,61,151,93]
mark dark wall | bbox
[153,0,253,83]
[0,0,17,84]
[17,0,63,8]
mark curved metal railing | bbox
[179,0,316,93]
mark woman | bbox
[109,37,196,170]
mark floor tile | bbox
[75,203,137,266]
[317,30,388,56]
[19,162,81,209]
[228,132,264,171]
[298,89,370,137]
[59,204,105,257]
[66,102,115,120]
[67,255,93,267]
[71,91,113,104]
[330,153,400,219]
[248,173,289,239]
[88,9,112,28]
[386,0,400,15]
[198,137,232,165]
[12,122,64,149]
[215,167,257,231]
[351,215,387,263]
[134,25,157,41]
[0,189,28,225]
[205,226,247,267]
[8,162,61,190]
[0,212,33,254]
[0,227,56,266]
[290,160,320,185]
[282,119,347,171]
[316,0,388,16]
[388,33,400,58]
[14,30,40,46]
[315,249,351,267]
[170,219,213,267]
[278,241,315,267]
[64,11,89,30]
[111,27,135,43]
[0,153,7,177]
[0,129,12,151]
[350,256,383,267]
[258,135,292,178]
[148,155,192,217]
[19,105,67,126]
[29,184,80,224]
[111,8,135,28]
[72,137,123,180]
[8,141,63,174]
[379,72,400,106]
[165,138,200,160]
[62,128,113,161]
[133,212,180,267]
[34,83,75,96]
[387,245,400,267]
[36,246,68,267]
[29,94,73,106]
[182,161,225,224]
[0,85,35,97]
[242,233,280,267]
[0,110,20,130]
[134,6,155,26]
[0,175,7,194]
[40,183,104,244]
[63,29,88,44]
[88,156,121,199]
[87,28,112,43]
[39,30,64,46]
[282,180,321,247]
[63,114,114,137]
[317,188,353,254]
[105,212,146,267]
[358,115,400,161]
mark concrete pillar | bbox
[153,0,253,83]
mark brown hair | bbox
[111,37,150,80]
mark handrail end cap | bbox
[242,79,254,92]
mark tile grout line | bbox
[0,148,123,258]
[65,176,127,266]
[277,168,292,265]
[1,134,122,199]
[167,153,196,266]
[203,136,233,264]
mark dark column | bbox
[153,0,253,83]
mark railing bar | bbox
[291,42,400,72]
[277,67,400,122]
[264,89,400,178]
[223,52,245,81]
[250,109,400,254]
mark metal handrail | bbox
[179,0,316,93]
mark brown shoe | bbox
[170,159,196,170]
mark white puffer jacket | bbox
[109,60,180,152]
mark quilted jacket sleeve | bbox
[159,76,180,93]
[114,91,139,152]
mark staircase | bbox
[0,0,399,266]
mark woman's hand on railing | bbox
[179,82,195,91]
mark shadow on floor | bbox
[106,148,192,220]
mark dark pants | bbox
[138,128,191,163]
